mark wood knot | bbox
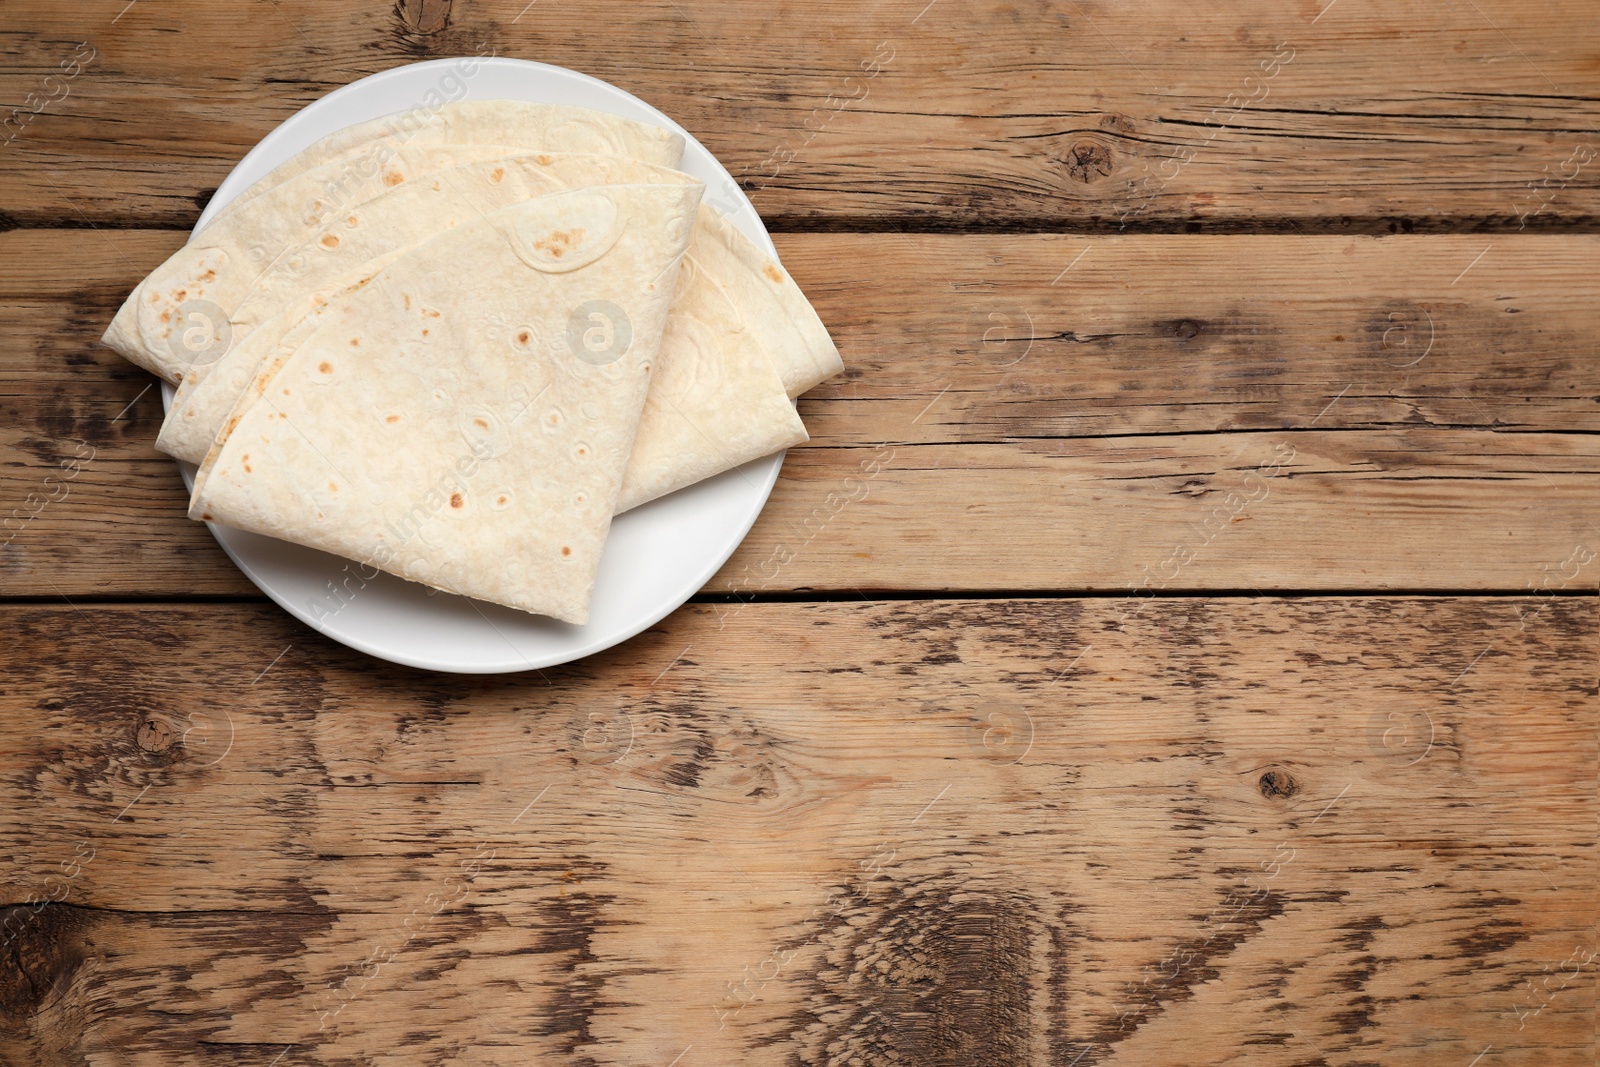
[396,0,452,34]
[1258,768,1299,799]
[1171,318,1202,340]
[1063,139,1115,184]
[136,716,176,754]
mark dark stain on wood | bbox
[530,890,631,1066]
[1448,915,1529,965]
[779,874,1037,1066]
[1045,907,1105,1065]
[0,902,94,1019]
[1088,888,1287,1047]
[1327,921,1383,1034]
[663,733,717,789]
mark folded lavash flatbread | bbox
[179,254,809,514]
[690,206,841,397]
[157,151,701,462]
[104,143,530,383]
[159,162,836,510]
[190,184,703,624]
[105,103,684,385]
[215,100,684,223]
[616,248,807,511]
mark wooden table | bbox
[2,2,1597,1064]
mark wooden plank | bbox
[0,597,1593,1063]
[716,431,1600,595]
[802,232,1600,442]
[3,231,1597,596]
[11,231,1600,438]
[2,0,1598,228]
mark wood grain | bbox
[3,231,1596,597]
[0,597,1592,1064]
[1,0,1597,228]
[2,5,1595,1064]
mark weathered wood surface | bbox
[2,0,1599,229]
[3,0,1597,1063]
[0,597,1594,1065]
[3,231,1597,597]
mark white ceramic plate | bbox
[165,58,783,673]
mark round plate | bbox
[167,58,784,673]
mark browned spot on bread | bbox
[432,180,441,191]
[347,215,358,226]
[350,338,360,346]
[560,546,571,557]
[319,362,332,374]
[404,295,411,310]
[201,512,213,521]
[537,154,552,165]
[328,482,338,492]
[532,228,585,260]
[763,263,783,283]
[490,166,505,183]
[159,310,170,324]
[517,331,530,344]
[497,495,508,505]
[421,328,429,337]
[383,171,404,187]
[473,418,489,429]
[450,493,463,508]
[321,234,340,249]
[386,414,400,424]
[426,309,440,318]
[281,388,290,396]
[242,455,251,473]
[201,268,217,282]
[175,288,187,300]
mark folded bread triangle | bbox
[190,183,702,624]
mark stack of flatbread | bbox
[101,100,840,625]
